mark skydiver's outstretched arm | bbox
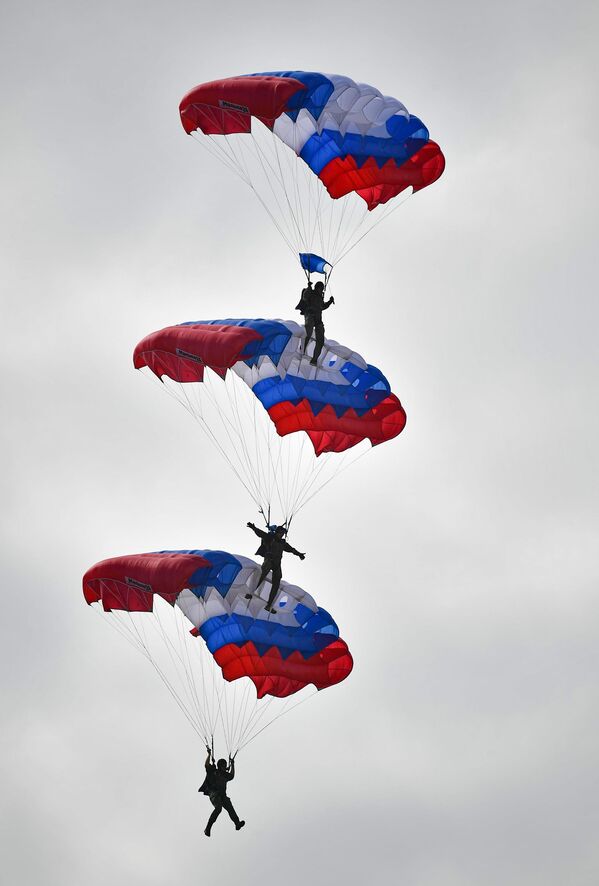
[323,296,335,310]
[205,746,213,769]
[247,521,268,540]
[283,540,306,560]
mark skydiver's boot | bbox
[204,826,211,837]
[236,820,246,831]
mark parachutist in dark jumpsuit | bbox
[245,523,305,613]
[296,280,335,366]
[200,747,245,836]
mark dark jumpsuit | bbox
[297,288,334,363]
[247,525,303,610]
[200,762,241,832]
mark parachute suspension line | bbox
[190,369,266,511]
[247,375,271,516]
[294,443,372,518]
[231,680,255,758]
[144,368,264,512]
[197,129,298,260]
[220,674,234,755]
[328,192,352,267]
[292,451,351,518]
[228,692,260,758]
[185,380,263,511]
[244,369,267,515]
[232,364,288,521]
[256,383,277,518]
[173,606,211,738]
[236,358,290,523]
[335,187,414,265]
[337,198,383,263]
[284,122,310,254]
[249,369,282,521]
[237,122,303,254]
[272,125,302,251]
[230,680,255,754]
[249,368,282,519]
[241,130,301,255]
[144,603,201,727]
[252,125,303,253]
[192,606,213,739]
[117,599,206,741]
[134,603,209,740]
[91,596,148,657]
[234,693,278,752]
[287,450,334,520]
[285,431,309,526]
[272,120,309,256]
[336,194,366,263]
[152,603,210,740]
[211,670,234,755]
[264,406,288,523]
[315,180,327,265]
[200,363,314,525]
[201,132,253,185]
[214,368,268,511]
[237,688,319,754]
[204,125,302,257]
[209,369,260,506]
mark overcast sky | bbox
[2,0,599,884]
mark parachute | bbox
[179,71,445,272]
[134,319,406,523]
[83,549,352,754]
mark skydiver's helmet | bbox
[314,281,325,292]
[273,525,287,537]
[217,759,228,770]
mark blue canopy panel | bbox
[200,607,340,660]
[252,362,391,418]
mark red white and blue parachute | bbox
[180,71,445,270]
[83,549,352,752]
[134,319,406,521]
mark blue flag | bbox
[299,253,332,274]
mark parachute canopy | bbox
[180,72,445,211]
[179,72,444,268]
[133,318,406,457]
[83,549,352,700]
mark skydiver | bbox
[245,522,305,613]
[296,280,334,366]
[199,745,245,837]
